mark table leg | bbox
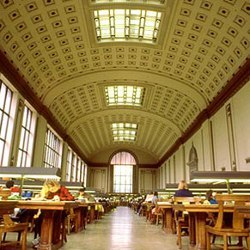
[89,206,95,223]
[195,212,207,250]
[164,208,173,233]
[189,213,196,247]
[38,210,54,250]
[52,211,62,244]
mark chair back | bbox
[3,214,15,228]
[214,194,250,230]
[173,196,200,204]
[0,189,11,200]
[173,197,199,219]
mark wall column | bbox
[32,116,47,167]
[61,142,68,181]
[10,97,24,166]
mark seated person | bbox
[174,180,193,197]
[204,190,217,204]
[77,187,95,202]
[40,180,74,201]
[204,190,218,227]
[32,180,74,248]
[6,180,20,193]
[150,191,160,223]
[174,180,193,235]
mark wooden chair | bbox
[65,208,78,235]
[139,203,147,217]
[206,194,250,250]
[173,197,199,249]
[0,214,29,250]
[155,206,163,226]
[145,203,154,222]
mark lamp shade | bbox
[0,167,61,180]
[190,171,250,183]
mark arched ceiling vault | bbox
[0,0,249,166]
[43,70,207,107]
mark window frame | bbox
[17,102,37,167]
[0,74,18,166]
[43,127,63,169]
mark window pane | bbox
[0,114,8,138]
[17,105,36,167]
[43,128,62,169]
[113,164,133,193]
[0,84,6,109]
[4,89,12,113]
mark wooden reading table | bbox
[157,202,173,233]
[75,201,89,230]
[172,204,234,250]
[17,200,78,250]
[0,200,18,215]
[235,204,250,219]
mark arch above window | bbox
[110,151,136,165]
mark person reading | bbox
[32,180,74,248]
[40,180,74,201]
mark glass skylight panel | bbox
[94,9,162,42]
[111,123,138,142]
[105,85,144,106]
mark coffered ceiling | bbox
[0,0,249,166]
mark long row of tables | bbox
[0,200,98,250]
[157,202,250,250]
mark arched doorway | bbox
[110,151,137,193]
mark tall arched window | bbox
[111,152,136,193]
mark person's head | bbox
[44,180,60,193]
[153,191,158,197]
[79,188,85,195]
[6,180,14,189]
[206,190,213,200]
[178,180,188,190]
[206,190,216,201]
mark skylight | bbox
[111,123,138,142]
[94,9,162,42]
[105,85,145,106]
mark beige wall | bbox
[87,167,107,193]
[139,168,157,193]
[88,166,157,194]
[159,80,250,188]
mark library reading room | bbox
[0,0,250,249]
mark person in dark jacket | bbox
[174,180,193,197]
[174,180,193,235]
[205,190,217,204]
